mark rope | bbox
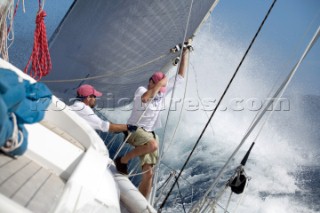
[160,1,278,210]
[109,72,174,177]
[192,22,320,213]
[154,162,194,207]
[155,0,195,208]
[191,61,215,137]
[6,0,20,35]
[41,53,171,83]
[95,107,156,179]
[157,172,175,191]
[198,12,320,212]
[224,191,233,213]
[160,51,190,159]
[154,172,176,209]
[232,180,249,213]
[0,0,14,61]
[0,0,25,61]
[24,0,52,80]
[1,113,24,153]
[203,168,250,213]
[176,178,187,213]
[249,7,320,143]
[109,13,194,206]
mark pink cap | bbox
[151,71,166,93]
[77,84,102,97]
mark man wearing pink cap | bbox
[115,39,192,198]
[70,84,136,133]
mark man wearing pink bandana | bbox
[115,39,192,198]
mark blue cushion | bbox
[0,97,12,148]
[0,68,52,156]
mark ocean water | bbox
[150,17,320,212]
[6,0,320,213]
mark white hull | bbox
[0,58,155,213]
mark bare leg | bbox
[139,164,153,198]
[121,139,157,164]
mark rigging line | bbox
[160,51,190,159]
[93,110,122,149]
[113,162,153,178]
[152,0,195,207]
[156,173,176,208]
[252,8,320,140]
[159,0,277,210]
[214,202,231,213]
[106,134,119,150]
[207,186,228,211]
[109,71,175,175]
[110,61,183,163]
[111,61,173,161]
[254,6,320,129]
[155,164,195,207]
[176,178,187,213]
[201,198,217,213]
[193,24,320,212]
[110,86,174,178]
[41,52,170,83]
[202,200,231,213]
[158,3,195,160]
[190,61,215,136]
[224,191,233,213]
[157,172,175,191]
[209,168,250,212]
[128,161,141,178]
[232,181,249,213]
[251,25,320,142]
[160,161,193,186]
[155,164,195,206]
[241,9,320,147]
[159,55,214,162]
[127,166,153,177]
[253,27,320,139]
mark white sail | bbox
[43,0,218,107]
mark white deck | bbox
[0,58,156,213]
[0,154,65,213]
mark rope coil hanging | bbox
[24,0,51,80]
[0,0,14,61]
[0,0,26,61]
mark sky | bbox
[207,0,320,96]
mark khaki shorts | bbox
[127,127,159,166]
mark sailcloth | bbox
[43,0,217,107]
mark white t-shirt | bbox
[127,75,184,131]
[69,101,110,132]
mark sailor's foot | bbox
[114,157,128,175]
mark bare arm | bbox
[178,39,192,77]
[141,39,191,103]
[109,123,128,133]
[141,77,167,103]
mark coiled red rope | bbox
[24,7,52,80]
